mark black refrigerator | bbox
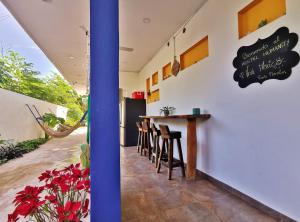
[120,98,146,147]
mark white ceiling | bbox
[2,0,207,94]
[2,0,90,94]
[119,0,207,72]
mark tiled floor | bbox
[121,147,276,222]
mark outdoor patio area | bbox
[0,131,286,221]
[121,147,276,222]
[0,128,87,219]
[0,0,299,220]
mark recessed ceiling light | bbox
[143,18,151,24]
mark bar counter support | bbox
[187,117,197,179]
[140,114,211,180]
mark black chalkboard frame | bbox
[233,27,300,88]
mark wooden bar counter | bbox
[140,114,211,180]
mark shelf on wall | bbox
[152,72,158,86]
[147,89,160,104]
[238,0,286,39]
[162,62,172,80]
[180,36,209,71]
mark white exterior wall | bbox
[137,0,300,220]
[0,88,67,142]
[119,71,140,97]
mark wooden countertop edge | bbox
[139,114,211,119]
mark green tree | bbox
[0,50,85,125]
[43,74,84,124]
[0,51,48,98]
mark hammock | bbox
[39,121,82,138]
[26,104,87,138]
[47,108,73,131]
[58,123,72,131]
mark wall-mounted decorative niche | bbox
[162,62,172,80]
[147,89,160,104]
[180,36,209,71]
[146,78,150,96]
[238,0,286,39]
[152,72,158,86]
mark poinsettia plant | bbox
[8,163,90,222]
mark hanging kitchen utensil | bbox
[171,37,180,76]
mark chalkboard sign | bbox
[233,27,300,88]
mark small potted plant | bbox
[258,19,268,28]
[160,106,175,116]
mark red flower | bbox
[14,202,36,216]
[84,180,90,187]
[51,176,65,187]
[9,199,45,221]
[38,170,52,182]
[72,168,82,179]
[45,194,57,204]
[76,181,85,190]
[57,201,81,222]
[13,186,43,205]
[59,182,70,194]
[7,212,18,222]
[83,168,90,177]
[52,169,59,176]
[76,179,90,191]
[82,199,89,217]
[8,164,90,221]
[63,164,73,171]
[84,180,91,193]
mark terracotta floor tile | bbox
[121,147,276,222]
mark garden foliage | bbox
[0,138,48,165]
[0,51,86,125]
[42,113,65,128]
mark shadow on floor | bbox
[121,147,276,222]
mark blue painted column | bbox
[90,0,120,221]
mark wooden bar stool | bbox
[157,125,185,180]
[136,122,143,154]
[141,121,152,160]
[151,123,161,168]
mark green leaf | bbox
[0,50,86,125]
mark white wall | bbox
[0,88,67,142]
[137,0,300,220]
[119,71,140,97]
